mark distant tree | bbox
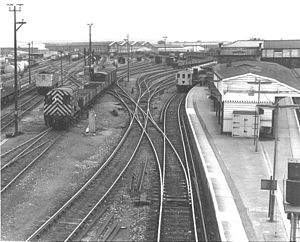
[157,40,165,44]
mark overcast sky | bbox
[1,0,299,47]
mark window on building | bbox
[187,74,191,78]
[182,74,185,78]
[177,74,180,78]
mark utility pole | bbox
[28,42,31,83]
[258,101,299,222]
[248,78,272,151]
[163,36,167,55]
[60,51,63,83]
[87,23,93,69]
[7,4,26,137]
[126,34,130,82]
[254,79,261,151]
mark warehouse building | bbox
[261,40,300,68]
[210,60,300,137]
[218,40,263,63]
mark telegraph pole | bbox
[163,36,167,54]
[60,51,63,83]
[87,23,93,69]
[7,4,26,136]
[258,101,299,222]
[28,42,31,83]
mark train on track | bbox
[35,70,62,95]
[175,60,217,92]
[1,81,20,105]
[43,64,117,129]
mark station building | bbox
[209,60,300,137]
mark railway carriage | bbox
[44,65,117,129]
[175,69,193,92]
[35,70,61,95]
[175,60,218,92]
[1,81,21,104]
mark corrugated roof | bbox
[264,40,300,49]
[213,60,300,91]
[223,40,263,48]
[220,48,260,56]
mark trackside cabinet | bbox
[232,110,258,138]
[286,162,300,205]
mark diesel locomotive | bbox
[43,65,117,129]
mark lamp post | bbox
[7,4,26,137]
[163,36,167,55]
[258,101,299,222]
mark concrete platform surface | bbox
[187,86,300,241]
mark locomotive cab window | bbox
[182,74,185,78]
[187,74,191,78]
[177,74,180,78]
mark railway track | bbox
[158,93,196,241]
[116,72,206,241]
[24,67,152,241]
[1,94,44,132]
[1,128,62,193]
[3,61,189,241]
[113,71,198,240]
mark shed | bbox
[210,60,300,137]
[262,40,300,68]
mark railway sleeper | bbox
[163,199,190,207]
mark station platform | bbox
[186,86,300,241]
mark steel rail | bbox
[1,128,52,170]
[181,115,208,242]
[64,87,159,241]
[1,134,62,193]
[1,128,51,158]
[177,97,199,241]
[25,75,143,241]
